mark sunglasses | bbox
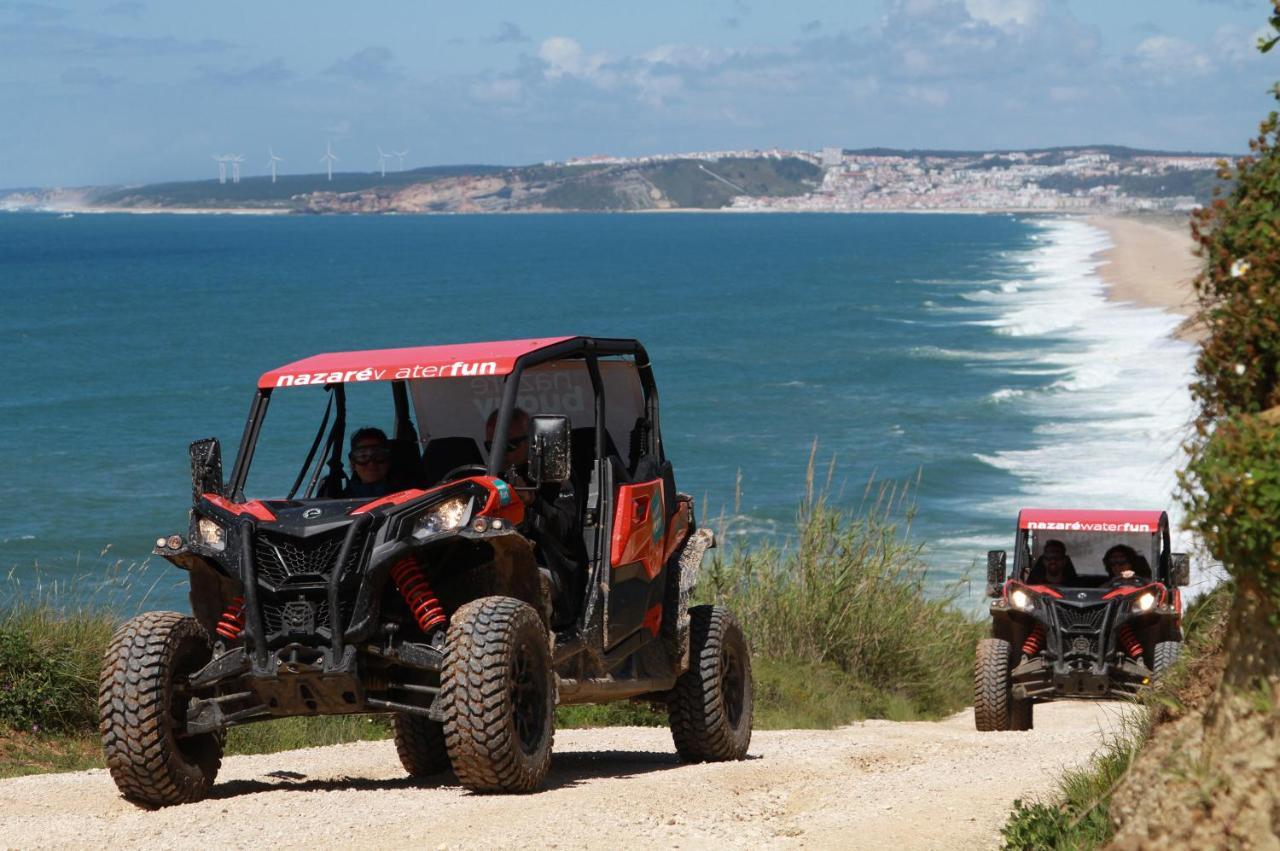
[1106,558,1131,568]
[350,446,391,465]
[485,434,528,453]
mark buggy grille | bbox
[1054,604,1107,632]
[254,527,366,587]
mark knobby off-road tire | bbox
[98,611,224,807]
[392,714,451,777]
[440,596,554,793]
[974,637,1018,732]
[668,605,753,762]
[1010,696,1034,731]
[1152,640,1181,678]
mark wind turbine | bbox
[320,142,338,181]
[212,154,228,184]
[267,147,284,183]
[377,146,389,178]
[229,154,245,184]
[394,149,408,170]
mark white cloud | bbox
[964,0,1044,32]
[1136,35,1211,77]
[538,36,609,82]
[1212,24,1270,66]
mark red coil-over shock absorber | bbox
[215,596,246,641]
[1118,624,1143,660]
[390,558,447,633]
[1022,626,1045,657]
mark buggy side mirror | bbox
[190,438,225,501]
[527,416,571,486]
[1170,552,1191,587]
[986,550,1007,597]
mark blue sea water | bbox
[0,212,1196,609]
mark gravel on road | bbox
[0,701,1134,850]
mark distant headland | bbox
[0,145,1229,216]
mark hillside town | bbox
[568,146,1218,212]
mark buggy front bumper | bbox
[1011,655,1153,701]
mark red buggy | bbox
[975,508,1190,731]
[99,337,752,804]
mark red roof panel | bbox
[1017,508,1166,534]
[258,337,575,389]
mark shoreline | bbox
[1087,214,1202,341]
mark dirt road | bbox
[0,701,1132,850]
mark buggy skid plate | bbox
[1011,655,1150,700]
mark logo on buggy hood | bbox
[303,508,323,519]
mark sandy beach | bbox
[1089,215,1202,339]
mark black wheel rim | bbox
[721,644,745,728]
[510,640,547,755]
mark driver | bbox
[485,408,582,628]
[1029,539,1078,585]
[1103,544,1141,584]
[342,427,396,499]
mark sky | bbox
[1,0,1277,187]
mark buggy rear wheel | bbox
[668,605,753,762]
[98,611,223,807]
[393,714,451,777]
[1152,640,1181,678]
[974,637,1016,732]
[440,596,554,793]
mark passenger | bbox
[1103,544,1142,584]
[485,408,582,628]
[342,427,396,499]
[1030,539,1079,585]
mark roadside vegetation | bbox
[1004,7,1280,846]
[1,459,979,778]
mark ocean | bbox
[0,212,1197,610]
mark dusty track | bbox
[0,702,1132,850]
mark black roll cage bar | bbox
[227,336,659,501]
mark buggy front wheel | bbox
[974,637,1016,732]
[98,611,223,807]
[440,596,554,793]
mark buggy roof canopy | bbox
[1017,508,1166,534]
[258,337,575,389]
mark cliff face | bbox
[297,174,518,214]
[294,165,682,213]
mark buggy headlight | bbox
[196,517,226,551]
[1133,591,1157,613]
[1010,588,1034,611]
[413,497,470,539]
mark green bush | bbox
[703,471,981,720]
[1183,6,1280,612]
[0,603,115,734]
[1001,737,1137,851]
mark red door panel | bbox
[610,479,665,580]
